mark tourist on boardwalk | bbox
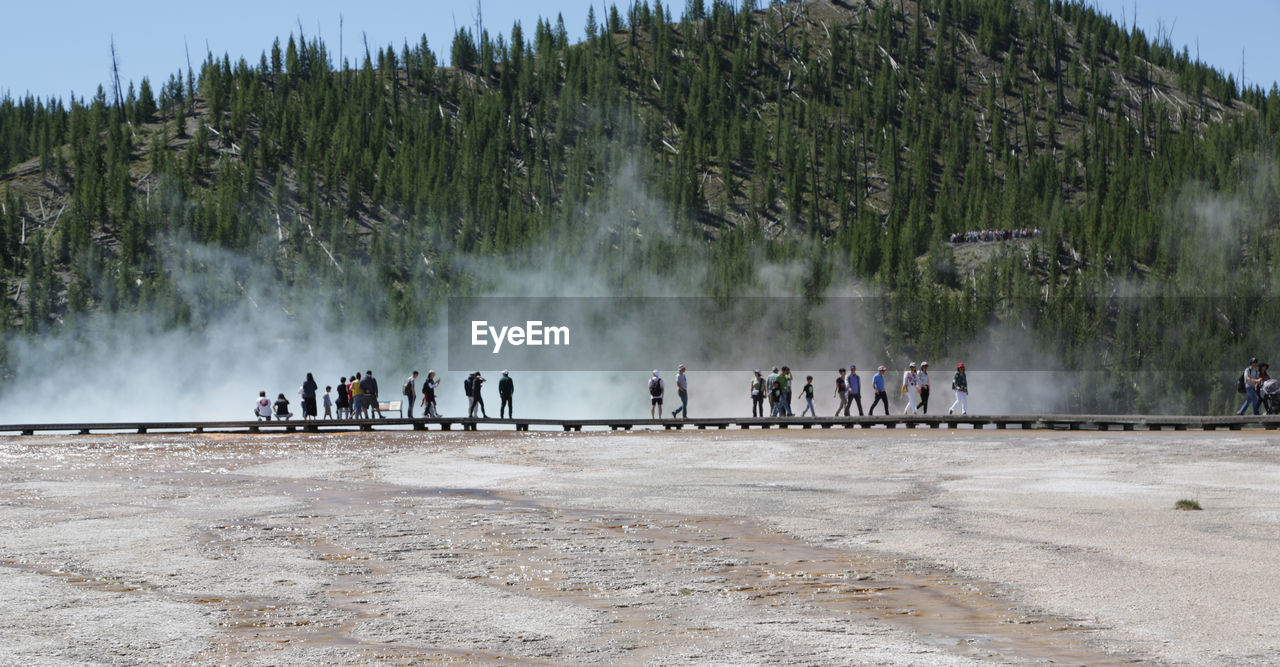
[336,377,349,419]
[648,370,665,418]
[766,367,780,416]
[350,372,365,418]
[780,366,794,416]
[750,370,766,417]
[901,363,920,415]
[363,370,382,419]
[323,386,333,419]
[917,362,931,414]
[254,390,273,420]
[800,376,816,416]
[403,371,419,418]
[950,363,968,415]
[274,393,293,420]
[498,370,515,419]
[847,365,863,416]
[672,365,689,419]
[834,368,849,416]
[301,373,318,419]
[421,371,441,418]
[473,371,488,418]
[1239,357,1262,415]
[869,366,890,415]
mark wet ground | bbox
[2,429,1278,664]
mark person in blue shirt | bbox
[848,365,863,416]
[869,365,889,415]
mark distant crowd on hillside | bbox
[949,228,1040,243]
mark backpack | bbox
[649,378,663,397]
[403,379,414,396]
[1237,374,1247,394]
[464,377,474,397]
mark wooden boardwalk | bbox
[2,414,1280,435]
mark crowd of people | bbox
[649,362,971,420]
[254,368,516,421]
[948,228,1039,243]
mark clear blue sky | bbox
[1,1,1276,103]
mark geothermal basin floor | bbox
[1,429,1277,664]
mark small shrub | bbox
[1174,499,1202,511]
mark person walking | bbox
[750,370,766,417]
[301,373,318,419]
[847,365,863,416]
[917,362,931,414]
[671,365,689,419]
[949,363,968,415]
[901,363,920,415]
[648,370,665,418]
[498,370,515,419]
[834,368,849,416]
[1239,357,1262,416]
[422,371,441,418]
[363,370,382,418]
[869,366,890,415]
[800,376,817,417]
[403,371,420,418]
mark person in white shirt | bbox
[254,390,272,420]
[917,361,931,414]
[901,363,919,414]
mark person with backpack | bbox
[363,370,382,419]
[750,370,766,417]
[422,370,441,418]
[800,376,817,417]
[671,365,689,419]
[648,370,664,418]
[834,368,849,416]
[949,363,968,415]
[847,365,863,416]
[403,371,419,418]
[465,372,477,418]
[498,370,515,419]
[1239,357,1262,415]
[869,365,890,415]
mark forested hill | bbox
[1,0,1279,412]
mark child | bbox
[323,386,333,419]
[800,376,816,417]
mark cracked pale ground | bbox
[1,429,1277,664]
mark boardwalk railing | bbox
[2,414,1280,435]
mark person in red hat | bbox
[949,363,968,415]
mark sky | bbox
[0,1,1276,103]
